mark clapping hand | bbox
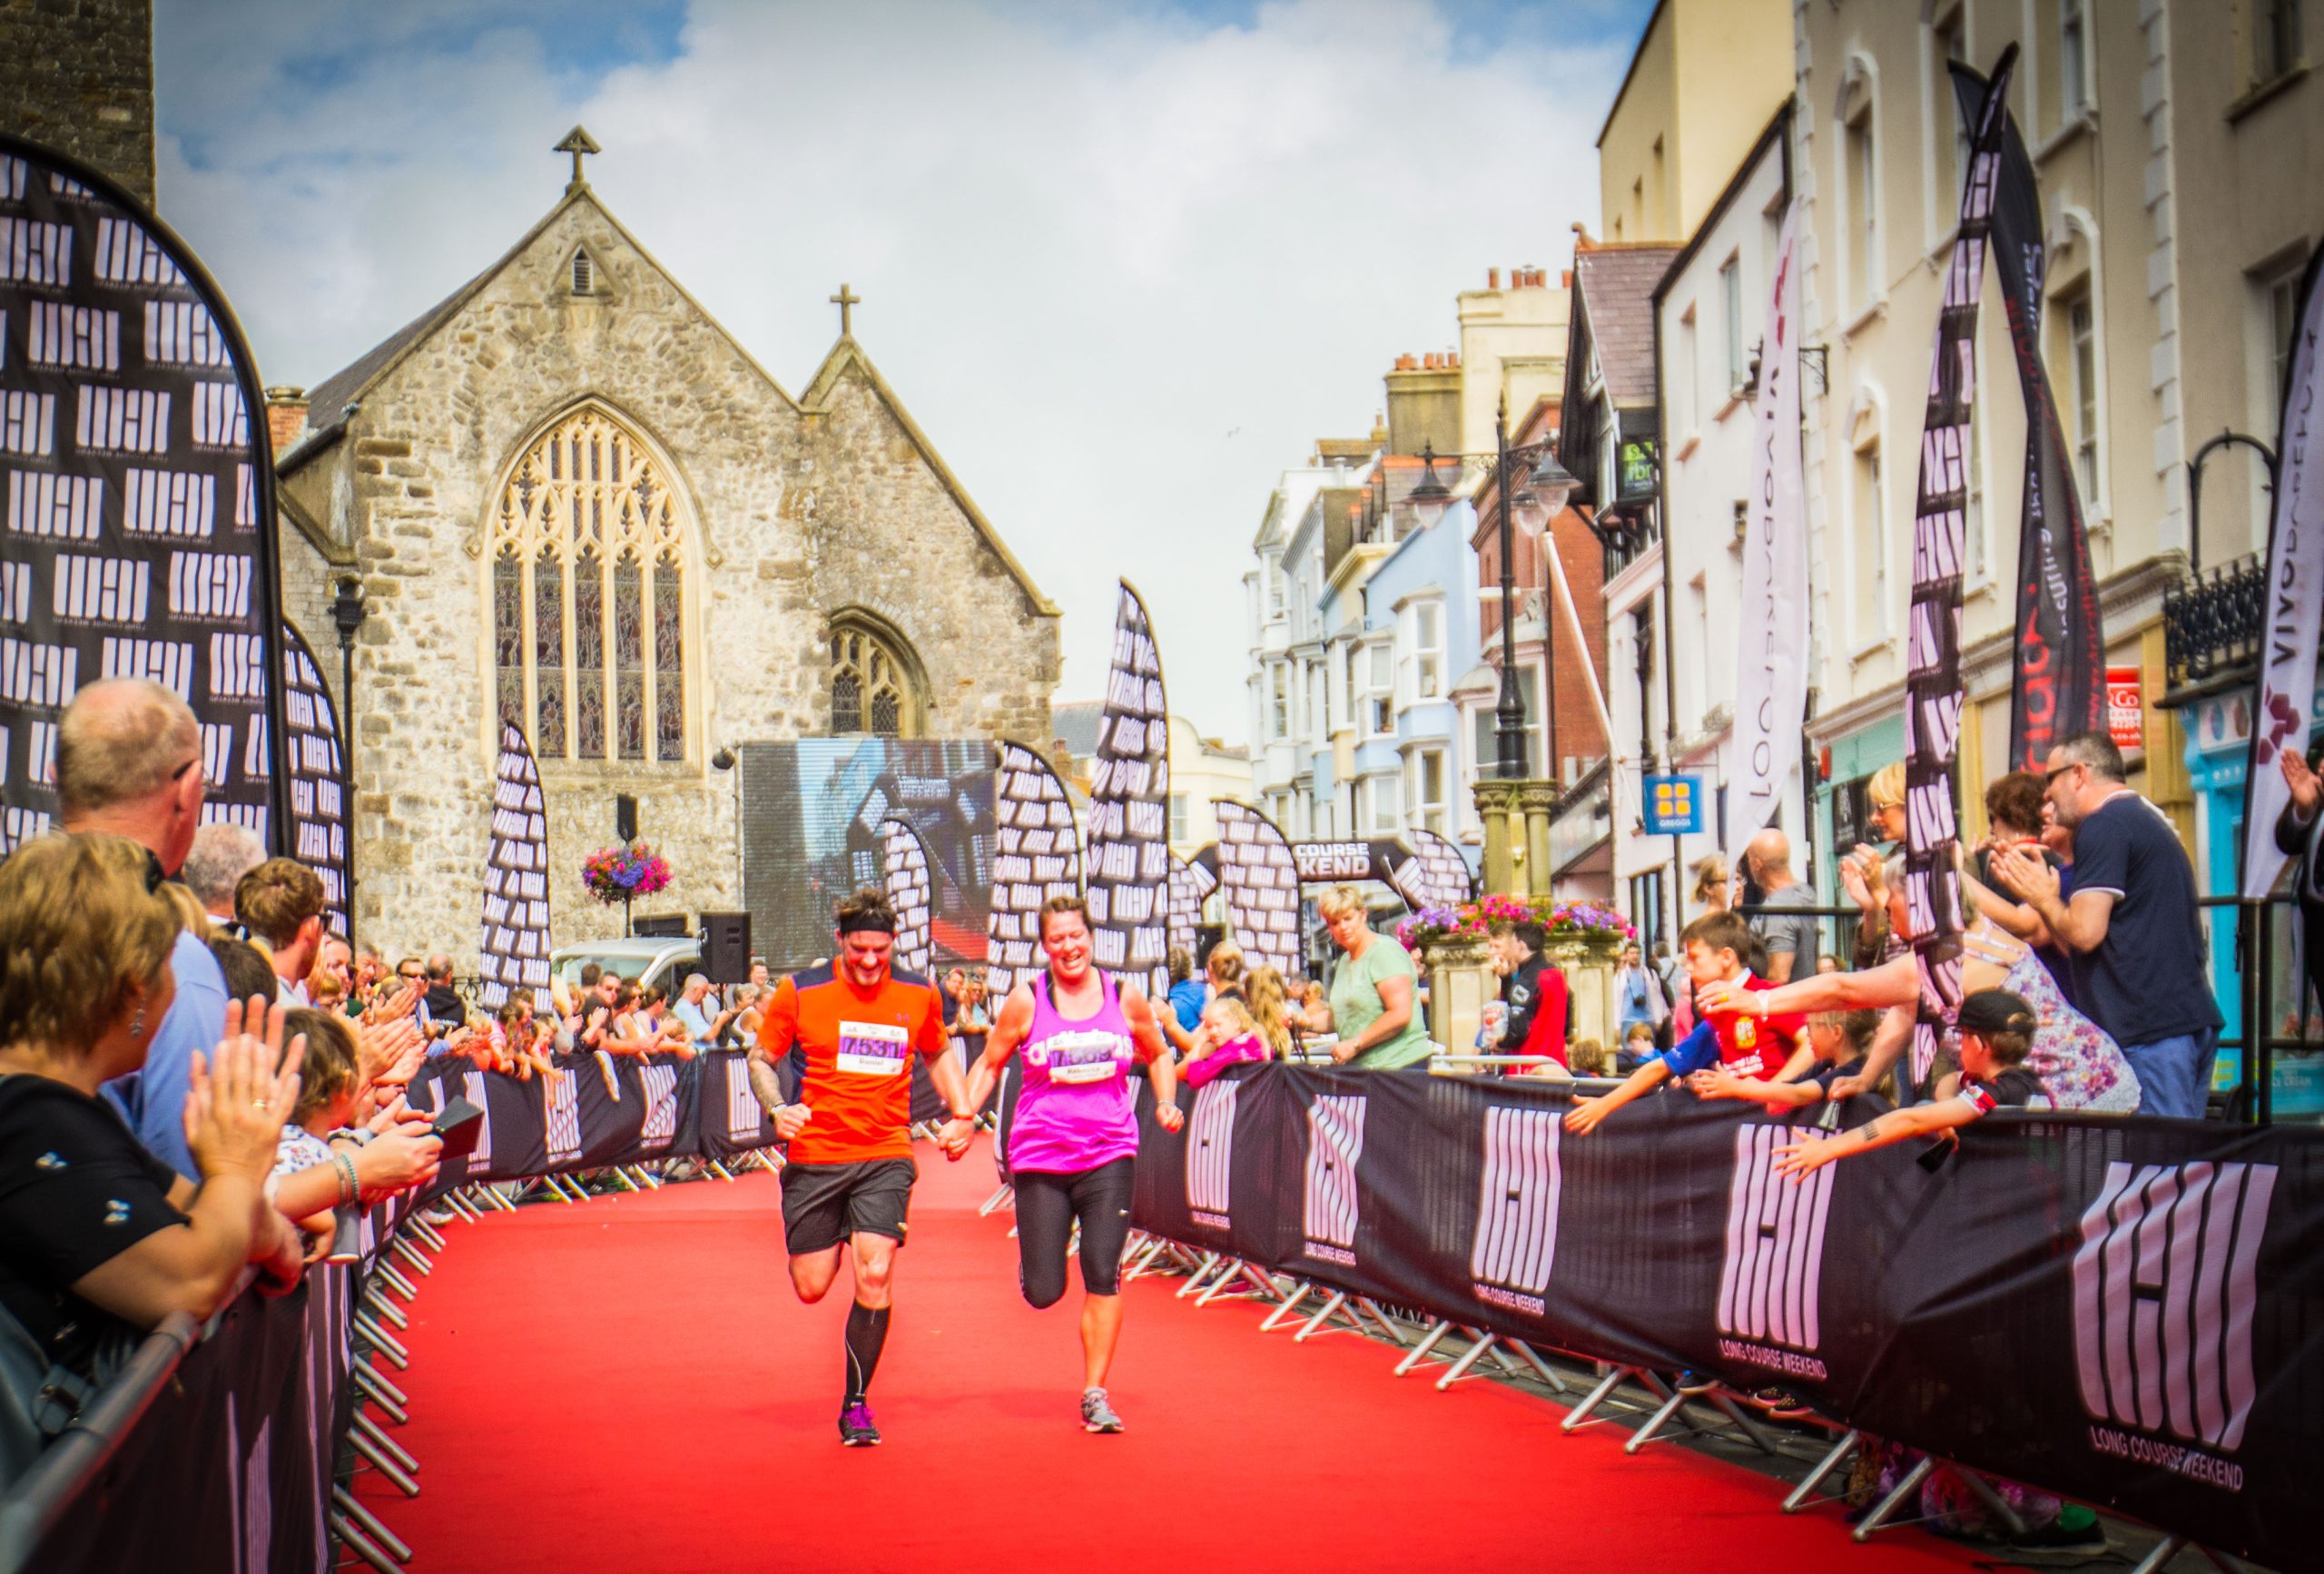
[184,995,305,1186]
[360,1016,427,1087]
[2284,748,2323,815]
[364,980,422,1028]
[1988,841,2060,904]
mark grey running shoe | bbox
[838,1402,881,1446]
[1081,1388,1124,1433]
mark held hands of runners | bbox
[772,1102,813,1140]
[185,996,303,1186]
[935,1117,975,1160]
[1155,1101,1184,1133]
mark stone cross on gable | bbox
[555,126,602,192]
[831,283,861,337]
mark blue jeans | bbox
[2122,1028,2220,1119]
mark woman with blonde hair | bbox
[1205,940,1246,1002]
[0,833,307,1419]
[1689,855,1730,913]
[1302,885,1432,1069]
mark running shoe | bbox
[838,1403,881,1447]
[1080,1388,1125,1433]
[1673,1371,1719,1395]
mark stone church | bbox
[269,140,1059,957]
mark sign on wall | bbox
[1642,772,1705,836]
[2105,667,2144,753]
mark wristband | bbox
[334,1151,361,1206]
[949,1111,975,1123]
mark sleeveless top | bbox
[1962,926,2141,1113]
[1007,971,1140,1175]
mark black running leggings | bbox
[1014,1157,1136,1307]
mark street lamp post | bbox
[2188,428,2277,577]
[329,575,367,942]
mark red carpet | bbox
[356,1139,1989,1572]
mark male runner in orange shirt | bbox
[751,887,979,1445]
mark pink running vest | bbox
[1008,971,1139,1175]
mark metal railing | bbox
[2162,554,2265,700]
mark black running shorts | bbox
[778,1156,917,1255]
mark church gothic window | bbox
[827,619,920,739]
[489,407,689,764]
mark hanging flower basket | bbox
[581,843,672,906]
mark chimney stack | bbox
[1487,267,1501,290]
[263,386,308,456]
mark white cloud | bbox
[157,0,1634,745]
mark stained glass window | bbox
[490,407,687,762]
[493,552,523,725]
[533,553,566,756]
[614,556,645,761]
[574,547,606,758]
[653,560,683,760]
[827,616,919,738]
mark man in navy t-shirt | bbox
[1990,731,2222,1118]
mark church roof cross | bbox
[831,282,861,338]
[555,126,602,193]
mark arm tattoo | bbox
[1856,1117,1882,1145]
[745,1050,785,1117]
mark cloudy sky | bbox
[155,0,1648,746]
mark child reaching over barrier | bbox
[1563,910,1808,1136]
[1180,996,1272,1087]
[1689,1008,1877,1114]
[1770,990,2043,1180]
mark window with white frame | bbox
[2059,0,2089,121]
[1271,663,1290,740]
[1412,600,1444,701]
[1368,643,1394,734]
[1169,793,1189,843]
[1932,8,1969,209]
[1342,644,1360,733]
[2266,256,2306,406]
[1369,772,1402,834]
[1267,560,1285,619]
[1856,440,1888,638]
[2066,290,2100,506]
[2253,0,2304,85]
[1406,747,1448,836]
[1846,105,1879,310]
[1719,257,1744,392]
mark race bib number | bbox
[836,1020,910,1077]
[1037,1029,1127,1086]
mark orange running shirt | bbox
[757,964,950,1165]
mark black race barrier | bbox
[1133,1064,2320,1571]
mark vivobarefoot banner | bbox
[1134,1064,2321,1570]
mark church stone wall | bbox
[0,0,156,207]
[278,193,1055,966]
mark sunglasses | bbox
[2044,761,2084,785]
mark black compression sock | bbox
[843,1303,891,1408]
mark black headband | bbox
[837,911,897,936]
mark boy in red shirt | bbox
[1565,910,1807,1135]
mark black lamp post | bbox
[329,575,366,939]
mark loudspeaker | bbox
[700,911,753,984]
[615,793,638,843]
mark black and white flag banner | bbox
[2241,246,2324,899]
[1213,798,1303,979]
[280,618,350,939]
[1086,580,1171,998]
[1902,52,2014,1085]
[1386,825,1477,911]
[879,814,936,977]
[1167,851,1216,961]
[987,740,1083,996]
[479,719,551,1008]
[0,134,286,854]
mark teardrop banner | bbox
[1213,798,1304,979]
[481,718,553,1008]
[1167,851,1218,960]
[986,739,1084,996]
[1086,579,1172,998]
[1902,49,2018,1086]
[0,133,289,852]
[879,814,936,977]
[281,617,350,939]
[1389,826,1479,911]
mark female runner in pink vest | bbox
[965,894,1181,1432]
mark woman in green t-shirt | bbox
[1300,885,1433,1070]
